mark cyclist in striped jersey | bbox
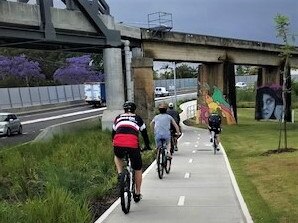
[112,101,150,202]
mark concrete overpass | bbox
[1,0,297,126]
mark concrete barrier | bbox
[34,115,101,142]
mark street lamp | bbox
[173,62,177,109]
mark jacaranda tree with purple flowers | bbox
[0,55,45,87]
[53,55,104,84]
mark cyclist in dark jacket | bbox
[167,102,181,151]
[112,101,150,202]
[208,111,222,151]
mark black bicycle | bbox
[119,151,135,214]
[210,130,218,155]
[156,138,171,179]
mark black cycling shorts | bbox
[114,147,142,170]
[209,126,221,134]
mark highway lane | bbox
[0,105,105,148]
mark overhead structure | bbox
[0,0,121,52]
[147,12,173,39]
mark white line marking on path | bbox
[189,159,193,163]
[194,145,198,147]
[192,150,196,153]
[184,172,190,178]
[178,196,185,206]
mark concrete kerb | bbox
[179,100,253,223]
[34,115,101,142]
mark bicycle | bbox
[170,131,178,154]
[156,138,171,179]
[119,151,135,214]
[210,130,219,155]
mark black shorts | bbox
[208,126,221,134]
[114,147,142,170]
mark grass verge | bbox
[0,125,156,223]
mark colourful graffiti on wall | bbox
[197,86,236,125]
[255,85,283,121]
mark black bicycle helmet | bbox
[123,101,136,112]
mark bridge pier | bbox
[101,48,125,130]
[256,65,292,121]
[197,62,237,125]
[131,57,155,125]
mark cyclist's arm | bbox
[171,118,180,135]
[140,128,150,148]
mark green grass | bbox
[0,125,156,223]
[185,108,298,223]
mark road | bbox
[0,104,105,148]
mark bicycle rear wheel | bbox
[120,169,131,214]
[165,154,171,174]
[213,135,217,155]
[157,147,164,179]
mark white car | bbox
[235,82,247,89]
[0,113,22,136]
[155,87,170,97]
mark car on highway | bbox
[0,112,22,136]
[155,87,170,97]
[235,82,247,89]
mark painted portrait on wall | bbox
[255,86,283,120]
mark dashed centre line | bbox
[178,196,185,206]
[184,172,190,178]
[189,159,193,163]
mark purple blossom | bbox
[53,55,104,84]
[0,55,45,82]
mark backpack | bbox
[208,114,221,128]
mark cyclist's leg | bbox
[216,133,220,150]
[129,149,142,200]
[165,138,172,158]
[114,147,125,174]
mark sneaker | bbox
[210,138,213,143]
[174,146,178,151]
[216,147,220,151]
[133,193,142,203]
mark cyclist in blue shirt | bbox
[150,102,181,158]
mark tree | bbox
[274,14,295,151]
[0,55,45,87]
[53,55,104,84]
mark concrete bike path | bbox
[97,100,253,223]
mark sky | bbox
[105,0,298,45]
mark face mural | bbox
[256,86,283,120]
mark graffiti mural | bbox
[255,85,283,120]
[197,86,236,125]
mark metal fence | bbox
[0,85,84,110]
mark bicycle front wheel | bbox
[157,147,164,179]
[120,169,131,214]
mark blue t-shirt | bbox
[152,113,173,139]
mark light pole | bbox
[173,62,177,109]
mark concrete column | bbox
[131,57,154,125]
[197,62,236,124]
[258,66,281,86]
[101,47,124,130]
